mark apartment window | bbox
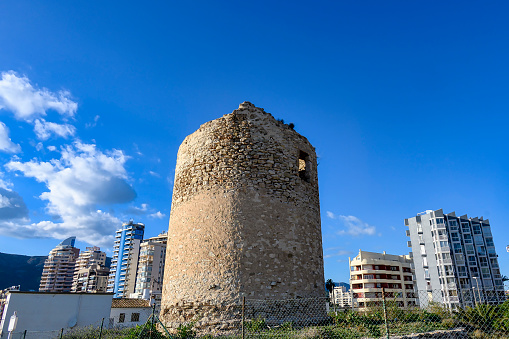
[465,244,475,255]
[472,225,482,235]
[463,234,472,244]
[420,245,426,255]
[455,254,464,261]
[451,233,459,242]
[131,313,140,322]
[486,238,494,247]
[119,313,125,323]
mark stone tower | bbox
[160,102,325,331]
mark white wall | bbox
[109,307,152,328]
[0,292,113,339]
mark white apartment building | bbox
[349,250,416,309]
[134,232,167,301]
[406,209,505,309]
[39,237,80,293]
[72,247,110,293]
[107,221,145,298]
[331,285,352,308]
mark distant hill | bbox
[0,252,112,291]
[0,252,47,291]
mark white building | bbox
[39,237,80,293]
[134,232,167,302]
[331,285,352,308]
[107,221,145,298]
[406,209,505,309]
[349,250,416,309]
[0,291,112,339]
[109,299,152,328]
[72,246,110,293]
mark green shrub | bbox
[176,322,196,338]
[244,316,268,332]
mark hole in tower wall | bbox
[298,150,311,183]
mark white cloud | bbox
[47,145,57,151]
[125,203,149,215]
[326,211,337,219]
[0,71,77,121]
[85,115,100,128]
[149,211,166,219]
[324,249,353,259]
[0,194,11,208]
[0,121,21,153]
[4,141,136,246]
[34,119,76,140]
[337,215,377,236]
[149,171,160,177]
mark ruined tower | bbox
[160,102,325,331]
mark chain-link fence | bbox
[3,289,508,338]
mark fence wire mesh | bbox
[2,289,508,338]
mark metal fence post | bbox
[242,296,245,339]
[99,317,104,339]
[23,330,27,339]
[150,302,156,339]
[382,288,389,339]
[59,328,64,339]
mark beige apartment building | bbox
[349,250,416,309]
[72,246,110,293]
[134,232,167,301]
[40,237,80,292]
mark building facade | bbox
[331,284,352,308]
[72,247,110,293]
[107,221,145,298]
[0,292,113,339]
[134,232,167,301]
[406,209,505,309]
[349,250,416,309]
[39,237,80,293]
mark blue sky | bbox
[0,1,507,285]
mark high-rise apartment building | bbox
[406,209,505,309]
[72,246,110,293]
[134,232,167,301]
[39,237,80,292]
[349,250,416,309]
[107,221,145,298]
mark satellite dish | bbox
[68,316,77,327]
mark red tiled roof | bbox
[111,298,151,308]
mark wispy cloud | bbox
[326,211,337,219]
[34,119,76,140]
[0,71,77,121]
[324,249,353,259]
[337,215,377,236]
[125,203,149,215]
[0,121,21,153]
[85,115,100,128]
[149,171,160,178]
[149,211,166,219]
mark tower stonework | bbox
[160,102,325,331]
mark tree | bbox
[326,279,335,300]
